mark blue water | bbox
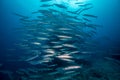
[0,0,120,80]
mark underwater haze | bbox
[0,0,120,80]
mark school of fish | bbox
[13,0,100,80]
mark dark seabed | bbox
[0,0,120,80]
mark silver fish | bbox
[83,14,98,18]
[54,4,67,9]
[40,4,53,7]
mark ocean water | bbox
[0,0,120,80]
